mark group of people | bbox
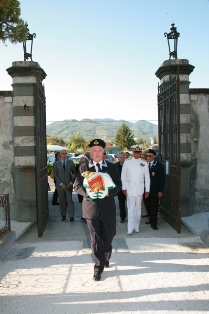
[50,139,165,281]
[118,145,164,233]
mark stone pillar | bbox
[155,59,195,216]
[7,61,47,222]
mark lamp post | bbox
[164,23,180,59]
[23,29,36,61]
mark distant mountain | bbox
[46,119,158,142]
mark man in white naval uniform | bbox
[121,145,150,234]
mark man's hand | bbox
[158,192,163,198]
[144,192,149,198]
[122,190,127,196]
[67,183,73,190]
[61,184,67,189]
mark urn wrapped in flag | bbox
[82,171,116,199]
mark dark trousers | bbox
[144,195,159,226]
[52,188,59,204]
[117,190,126,220]
[86,215,113,275]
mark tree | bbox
[67,134,86,152]
[47,136,66,146]
[83,138,94,152]
[114,123,136,150]
[153,135,158,144]
[0,0,28,44]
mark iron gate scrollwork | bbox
[34,78,49,237]
[158,74,181,233]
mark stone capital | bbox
[6,61,47,81]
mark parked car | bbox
[68,153,80,159]
[107,153,118,162]
[106,154,117,163]
[47,154,55,164]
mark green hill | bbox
[46,119,158,142]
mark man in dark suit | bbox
[144,149,165,230]
[115,151,127,223]
[52,151,60,205]
[73,139,121,281]
[54,149,76,222]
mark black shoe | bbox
[52,202,59,205]
[61,216,66,221]
[81,217,86,221]
[145,221,151,224]
[151,225,158,230]
[104,261,109,268]
[120,219,125,223]
[93,273,101,281]
[70,217,75,222]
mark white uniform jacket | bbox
[121,158,150,196]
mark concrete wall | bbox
[0,91,16,219]
[190,89,209,213]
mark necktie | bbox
[63,161,65,170]
[96,163,102,172]
[149,162,151,170]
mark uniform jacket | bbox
[121,158,150,196]
[148,160,165,196]
[54,159,76,189]
[73,159,122,223]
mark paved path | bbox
[0,178,209,313]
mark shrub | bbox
[47,162,53,176]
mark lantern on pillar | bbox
[23,29,36,61]
[164,23,180,59]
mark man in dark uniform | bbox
[144,149,165,230]
[73,139,121,281]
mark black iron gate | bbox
[158,75,181,233]
[34,78,49,237]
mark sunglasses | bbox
[147,155,153,157]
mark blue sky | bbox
[0,0,208,124]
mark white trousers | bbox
[127,195,143,232]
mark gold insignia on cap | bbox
[94,140,99,145]
[131,144,142,151]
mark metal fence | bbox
[0,194,11,239]
[158,75,181,233]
